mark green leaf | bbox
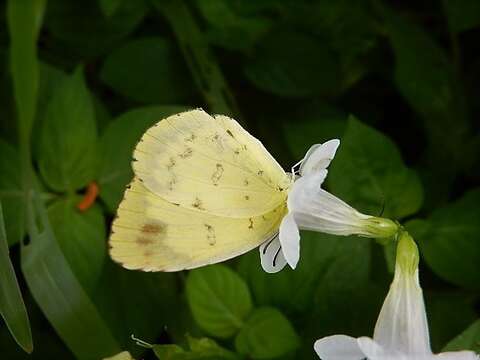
[6,0,46,141]
[186,264,253,339]
[294,0,378,89]
[407,189,480,289]
[282,102,347,160]
[153,337,238,360]
[443,319,480,353]
[0,140,24,246]
[32,62,67,155]
[194,0,272,51]
[38,67,98,192]
[92,263,179,357]
[45,0,146,58]
[425,292,477,352]
[21,191,121,359]
[238,232,365,313]
[154,0,241,117]
[385,8,470,184]
[244,30,340,98]
[98,106,187,212]
[0,203,32,353]
[100,0,124,17]
[329,116,424,219]
[444,0,480,34]
[103,351,135,360]
[153,344,185,359]
[100,37,194,104]
[48,197,106,292]
[235,307,300,359]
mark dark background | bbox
[0,0,479,359]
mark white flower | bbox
[314,231,479,360]
[260,140,398,273]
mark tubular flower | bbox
[314,231,479,360]
[260,140,398,273]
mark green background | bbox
[0,0,479,359]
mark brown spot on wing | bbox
[142,223,163,234]
[180,147,193,158]
[185,134,196,142]
[204,224,216,245]
[136,237,154,246]
[248,218,254,229]
[211,163,224,185]
[167,157,176,170]
[226,129,234,138]
[193,197,205,210]
[144,249,154,258]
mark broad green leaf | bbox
[21,191,121,359]
[100,37,194,104]
[425,293,477,352]
[444,0,480,34]
[38,67,98,192]
[237,232,363,313]
[154,0,241,117]
[32,62,67,156]
[153,344,185,360]
[329,117,423,219]
[6,0,46,141]
[186,264,253,338]
[48,197,106,292]
[98,106,187,212]
[0,203,32,353]
[0,140,24,246]
[443,319,480,353]
[153,337,237,360]
[187,336,235,357]
[103,351,135,360]
[283,101,347,160]
[92,263,179,357]
[244,31,340,98]
[0,292,72,358]
[100,0,124,17]
[294,0,378,89]
[306,0,377,62]
[307,236,382,341]
[194,0,272,51]
[45,0,146,58]
[407,189,480,289]
[235,307,300,359]
[385,8,470,186]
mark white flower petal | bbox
[278,213,300,269]
[373,268,431,356]
[434,351,480,360]
[314,335,365,360]
[288,171,370,236]
[357,337,412,360]
[259,235,287,273]
[299,139,340,176]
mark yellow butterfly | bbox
[109,109,397,272]
[109,109,292,271]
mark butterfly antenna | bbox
[131,334,153,349]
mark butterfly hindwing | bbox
[109,178,287,271]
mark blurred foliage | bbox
[0,0,479,359]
